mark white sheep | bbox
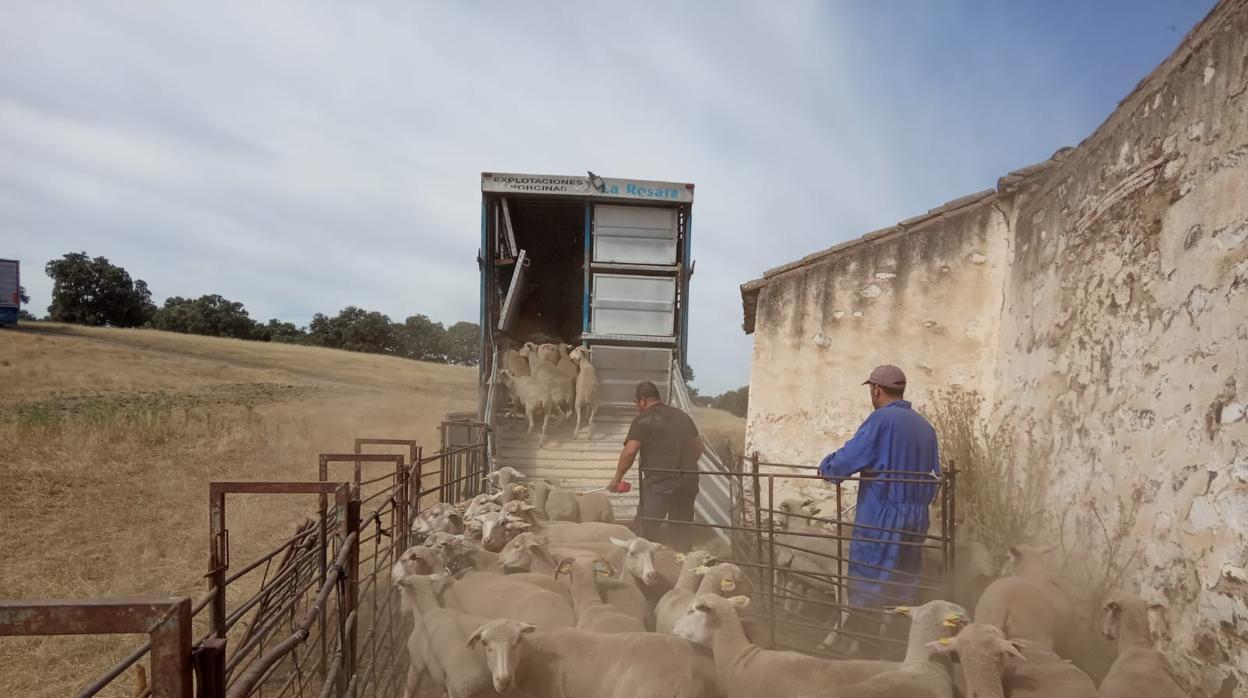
[527,347,574,420]
[998,639,1098,697]
[411,503,465,544]
[500,349,531,417]
[467,619,720,698]
[925,623,1023,698]
[434,569,575,629]
[478,509,531,552]
[531,480,615,523]
[655,551,716,634]
[568,346,600,437]
[1099,597,1187,698]
[673,595,967,698]
[973,544,1074,654]
[395,573,494,698]
[497,368,555,444]
[554,556,646,634]
[531,519,638,547]
[773,498,841,615]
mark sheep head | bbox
[568,346,588,365]
[610,536,661,585]
[697,562,752,598]
[554,555,615,580]
[887,600,970,647]
[498,532,551,572]
[927,623,1024,686]
[672,593,751,646]
[537,343,559,364]
[391,544,447,584]
[467,619,538,693]
[1004,544,1056,579]
[1102,597,1164,648]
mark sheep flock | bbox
[497,342,600,445]
[394,471,1189,698]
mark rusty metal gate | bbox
[638,453,957,660]
[0,433,489,698]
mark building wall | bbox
[991,2,1248,692]
[745,197,1009,504]
[742,1,1247,693]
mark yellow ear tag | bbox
[675,553,686,562]
[893,606,911,616]
[938,638,952,647]
[943,613,966,628]
[720,578,736,592]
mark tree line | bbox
[23,252,480,365]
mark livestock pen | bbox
[1,423,955,696]
[638,456,958,660]
[0,428,489,698]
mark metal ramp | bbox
[493,411,641,519]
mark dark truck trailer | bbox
[475,171,729,524]
[0,259,19,327]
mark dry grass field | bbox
[0,323,746,696]
[0,323,477,696]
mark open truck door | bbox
[497,249,529,334]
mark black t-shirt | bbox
[625,403,700,486]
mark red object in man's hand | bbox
[608,481,632,494]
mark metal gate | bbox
[0,434,490,698]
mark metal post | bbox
[750,453,764,596]
[946,462,958,602]
[835,481,846,617]
[318,455,329,683]
[766,474,777,649]
[208,489,227,639]
[192,637,227,698]
[342,491,361,696]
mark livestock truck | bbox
[472,171,730,524]
[0,259,19,327]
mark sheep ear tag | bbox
[675,553,686,562]
[719,578,736,592]
[943,613,967,629]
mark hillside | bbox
[0,323,478,696]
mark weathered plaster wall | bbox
[741,1,1247,693]
[991,2,1248,693]
[745,195,1009,505]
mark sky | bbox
[0,1,1216,393]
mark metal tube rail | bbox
[225,530,359,698]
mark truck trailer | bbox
[476,171,730,524]
[0,259,19,327]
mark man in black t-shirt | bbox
[608,381,703,550]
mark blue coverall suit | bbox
[818,400,940,608]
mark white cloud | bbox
[0,1,1201,392]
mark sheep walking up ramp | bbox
[493,411,642,519]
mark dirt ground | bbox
[0,323,477,696]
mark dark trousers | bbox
[633,477,699,551]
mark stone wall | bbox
[740,0,1248,693]
[991,2,1248,693]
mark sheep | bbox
[973,544,1074,654]
[435,569,575,629]
[999,640,1098,697]
[568,346,601,438]
[467,619,721,698]
[925,623,1023,698]
[673,595,968,698]
[532,479,615,523]
[411,502,465,543]
[487,465,525,492]
[393,544,449,585]
[1098,597,1186,698]
[497,532,650,625]
[531,519,638,547]
[396,573,494,698]
[479,509,531,552]
[655,550,716,634]
[527,348,574,420]
[442,535,503,574]
[555,556,647,633]
[500,349,532,416]
[773,498,841,614]
[497,368,555,443]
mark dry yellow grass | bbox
[693,406,746,464]
[0,323,477,696]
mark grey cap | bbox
[863,365,907,390]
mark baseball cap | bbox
[863,365,907,390]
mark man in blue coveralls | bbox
[819,364,939,656]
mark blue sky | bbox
[1,1,1215,393]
